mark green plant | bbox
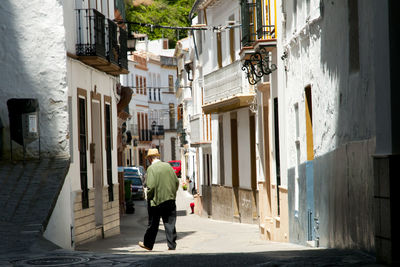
[126,0,195,48]
[124,180,132,200]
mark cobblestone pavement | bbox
[0,186,385,266]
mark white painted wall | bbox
[67,58,119,191]
[211,114,219,185]
[0,0,68,158]
[200,0,241,76]
[237,108,252,189]
[44,174,73,249]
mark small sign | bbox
[28,114,37,133]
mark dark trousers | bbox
[143,199,177,250]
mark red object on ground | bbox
[190,202,194,213]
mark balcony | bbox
[190,115,201,145]
[160,56,177,67]
[152,125,165,136]
[75,9,128,76]
[203,60,254,114]
[240,0,277,59]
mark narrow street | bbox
[2,185,380,267]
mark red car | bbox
[168,160,181,177]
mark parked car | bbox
[168,160,181,177]
[120,166,144,182]
[136,165,146,177]
[124,176,144,200]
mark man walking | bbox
[139,148,179,251]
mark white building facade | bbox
[121,39,179,168]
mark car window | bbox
[130,178,142,186]
[169,162,180,167]
[124,169,139,175]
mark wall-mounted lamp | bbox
[127,31,137,52]
[241,48,277,85]
[184,63,193,81]
[281,51,288,60]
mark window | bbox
[137,112,141,140]
[168,75,174,92]
[140,76,143,94]
[145,113,148,140]
[217,32,222,68]
[77,89,89,209]
[171,137,176,160]
[273,98,281,215]
[105,100,113,201]
[348,0,360,72]
[305,85,314,160]
[143,77,147,95]
[229,15,235,63]
[135,75,139,94]
[169,103,175,129]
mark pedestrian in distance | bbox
[138,148,179,251]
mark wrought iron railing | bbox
[241,0,257,47]
[76,9,106,57]
[241,0,276,47]
[161,56,177,67]
[107,19,119,65]
[119,27,128,69]
[152,125,165,136]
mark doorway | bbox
[92,98,104,227]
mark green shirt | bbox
[146,161,179,207]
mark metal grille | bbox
[76,9,106,58]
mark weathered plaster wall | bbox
[0,0,69,158]
[281,0,376,250]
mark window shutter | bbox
[241,0,250,46]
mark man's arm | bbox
[146,168,155,200]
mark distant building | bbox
[121,38,179,167]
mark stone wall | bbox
[103,185,120,238]
[74,189,96,245]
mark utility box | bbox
[7,98,40,160]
